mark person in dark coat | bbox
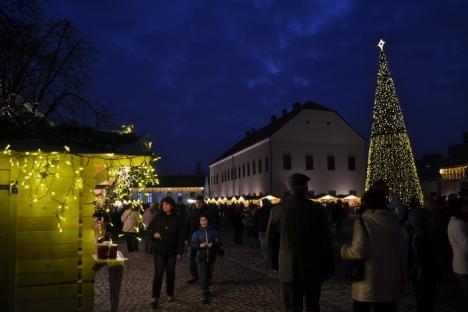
[408,207,439,312]
[267,173,335,312]
[232,204,245,244]
[185,195,218,284]
[191,215,222,304]
[147,197,185,308]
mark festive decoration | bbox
[439,165,468,181]
[365,39,423,206]
[1,145,158,233]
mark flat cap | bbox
[288,173,310,187]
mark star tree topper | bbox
[378,39,385,51]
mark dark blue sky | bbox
[45,0,468,175]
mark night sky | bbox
[45,0,468,175]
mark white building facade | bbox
[208,102,366,198]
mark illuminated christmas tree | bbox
[365,39,423,206]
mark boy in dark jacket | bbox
[191,214,222,304]
[147,197,185,308]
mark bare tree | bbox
[0,0,109,127]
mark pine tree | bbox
[365,40,423,206]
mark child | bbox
[191,214,222,304]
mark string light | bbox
[365,40,423,206]
[2,144,159,232]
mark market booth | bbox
[0,125,156,312]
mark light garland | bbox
[365,40,423,206]
[2,144,159,232]
[439,165,468,181]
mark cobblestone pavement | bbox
[95,217,460,312]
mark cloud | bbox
[44,0,468,173]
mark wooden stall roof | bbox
[0,124,152,155]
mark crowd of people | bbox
[111,176,468,312]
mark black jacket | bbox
[267,195,335,284]
[147,212,185,256]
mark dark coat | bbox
[147,212,185,257]
[267,195,335,284]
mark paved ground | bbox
[94,216,460,312]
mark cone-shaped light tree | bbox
[365,39,423,206]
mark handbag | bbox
[344,217,369,282]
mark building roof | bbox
[212,101,335,164]
[156,175,205,188]
[0,123,152,155]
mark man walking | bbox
[267,173,335,312]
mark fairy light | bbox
[1,146,158,232]
[365,39,423,206]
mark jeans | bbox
[153,254,176,298]
[197,258,215,298]
[189,246,199,279]
[258,232,268,263]
[282,282,321,312]
[457,274,468,312]
[125,234,138,252]
[353,301,396,312]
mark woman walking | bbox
[341,189,405,312]
[147,197,185,308]
[191,214,222,304]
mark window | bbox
[328,190,336,196]
[247,163,250,176]
[305,155,314,170]
[252,161,256,175]
[238,166,241,179]
[243,165,246,177]
[327,155,335,171]
[227,170,230,181]
[258,159,262,173]
[283,154,292,170]
[348,156,356,171]
[265,157,270,172]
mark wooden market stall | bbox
[0,125,156,312]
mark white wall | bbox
[209,140,271,197]
[271,110,365,196]
[209,109,366,198]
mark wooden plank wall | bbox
[14,155,96,312]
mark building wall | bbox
[271,110,366,196]
[140,187,204,204]
[209,140,271,197]
[209,109,366,198]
